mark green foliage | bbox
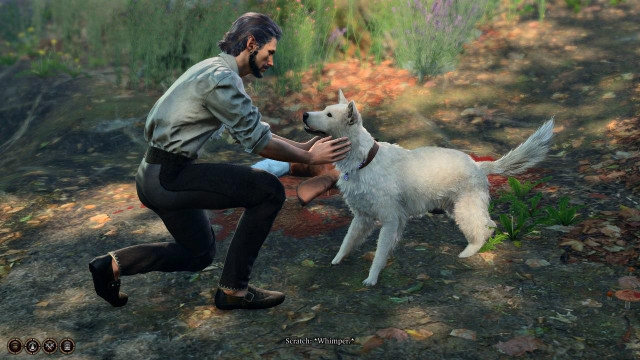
[564,0,591,13]
[489,176,582,246]
[479,232,508,252]
[368,0,489,82]
[0,0,31,42]
[491,176,549,241]
[262,0,338,95]
[22,52,83,78]
[544,197,582,226]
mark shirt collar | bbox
[218,52,239,75]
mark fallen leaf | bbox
[580,299,602,308]
[89,214,111,224]
[84,204,97,210]
[6,206,25,214]
[103,229,117,236]
[495,336,544,356]
[620,206,640,222]
[59,202,75,210]
[35,301,49,307]
[416,274,430,281]
[291,312,316,325]
[362,251,375,262]
[602,92,616,99]
[525,259,550,268]
[600,224,621,238]
[301,259,315,267]
[401,283,424,294]
[449,329,477,341]
[131,228,145,234]
[604,245,624,253]
[479,252,496,264]
[406,329,434,341]
[360,335,384,353]
[560,239,584,252]
[376,327,409,342]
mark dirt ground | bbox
[1,0,639,358]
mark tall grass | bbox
[369,0,488,82]
[262,0,338,95]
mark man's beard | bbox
[249,51,263,78]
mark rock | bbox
[526,259,551,268]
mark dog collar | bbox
[344,141,379,181]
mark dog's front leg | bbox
[363,219,400,286]
[331,215,374,265]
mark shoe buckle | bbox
[243,292,254,302]
[110,279,121,288]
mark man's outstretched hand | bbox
[308,136,351,165]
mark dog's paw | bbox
[362,277,378,286]
[331,256,342,265]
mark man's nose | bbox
[267,56,274,67]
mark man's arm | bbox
[272,134,320,151]
[258,136,312,163]
[259,136,350,165]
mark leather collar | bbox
[358,141,379,170]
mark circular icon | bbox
[7,338,22,354]
[42,338,58,355]
[59,338,75,355]
[24,338,40,355]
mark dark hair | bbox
[218,12,282,56]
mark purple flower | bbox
[431,0,442,15]
[328,27,347,44]
[454,15,463,26]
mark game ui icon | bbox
[24,338,40,355]
[42,338,58,355]
[7,338,22,354]
[59,338,75,355]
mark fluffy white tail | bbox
[478,118,555,176]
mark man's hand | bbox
[308,136,351,165]
[302,136,322,151]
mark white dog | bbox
[302,90,555,286]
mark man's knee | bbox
[189,242,215,272]
[261,172,286,206]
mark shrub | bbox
[371,0,489,82]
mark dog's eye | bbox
[327,113,332,117]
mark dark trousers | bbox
[109,154,285,291]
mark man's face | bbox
[249,37,277,78]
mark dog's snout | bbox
[303,112,309,121]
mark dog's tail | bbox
[477,118,555,176]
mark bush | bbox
[370,0,489,82]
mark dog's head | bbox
[303,89,361,138]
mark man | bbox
[88,13,351,310]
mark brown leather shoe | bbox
[296,169,340,206]
[214,285,285,310]
[89,255,128,307]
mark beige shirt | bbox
[144,52,272,159]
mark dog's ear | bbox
[338,89,348,104]
[347,100,359,125]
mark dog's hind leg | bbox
[453,191,494,258]
[332,215,375,265]
[363,218,405,286]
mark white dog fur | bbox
[303,89,555,286]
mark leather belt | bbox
[144,147,194,165]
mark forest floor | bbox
[1,0,639,358]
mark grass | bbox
[0,0,631,91]
[480,176,583,252]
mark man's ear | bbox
[338,89,347,104]
[347,100,359,125]
[246,35,258,52]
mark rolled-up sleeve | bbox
[204,73,272,154]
